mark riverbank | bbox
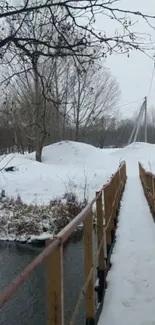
[0,141,124,243]
[0,192,86,244]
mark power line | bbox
[117,59,155,110]
[115,98,143,109]
[147,60,155,98]
[116,61,155,112]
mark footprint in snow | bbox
[122,297,137,307]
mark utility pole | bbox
[128,101,145,145]
[144,96,147,143]
[133,102,145,143]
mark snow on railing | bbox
[0,162,127,325]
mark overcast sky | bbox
[96,0,155,118]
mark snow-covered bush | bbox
[0,190,87,243]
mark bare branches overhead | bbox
[0,0,154,63]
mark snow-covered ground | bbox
[110,142,155,175]
[1,141,154,205]
[0,141,121,205]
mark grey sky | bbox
[96,0,155,118]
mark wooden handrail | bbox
[139,162,155,218]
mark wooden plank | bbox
[46,240,64,325]
[83,211,95,325]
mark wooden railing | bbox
[139,162,155,217]
[0,162,127,325]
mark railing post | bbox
[153,177,155,215]
[96,191,105,303]
[118,168,121,202]
[46,240,64,325]
[104,184,112,256]
[84,210,95,325]
[104,182,113,259]
[113,172,118,227]
[110,177,115,242]
[146,173,149,201]
[124,163,127,182]
[138,162,141,180]
[116,170,121,211]
[148,174,153,208]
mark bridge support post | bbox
[84,210,95,325]
[46,240,64,325]
[96,191,105,303]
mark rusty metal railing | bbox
[0,162,127,325]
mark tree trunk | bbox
[75,123,79,141]
[33,54,44,162]
[35,138,43,162]
[75,105,80,141]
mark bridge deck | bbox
[99,165,155,325]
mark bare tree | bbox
[93,116,118,148]
[1,62,63,159]
[0,7,61,161]
[0,52,120,158]
[67,61,120,140]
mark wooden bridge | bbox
[1,161,153,325]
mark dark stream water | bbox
[0,235,97,325]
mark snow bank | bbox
[27,141,99,165]
[110,142,155,160]
[109,142,155,176]
[0,141,119,205]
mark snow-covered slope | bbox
[110,142,155,176]
[0,141,119,205]
[111,142,155,161]
[28,141,99,165]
